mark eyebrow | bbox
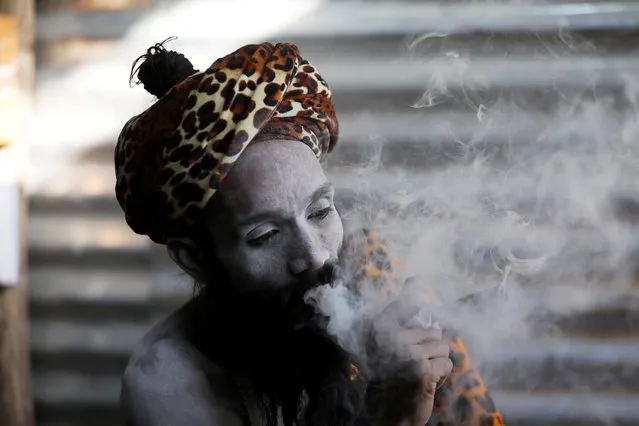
[306,182,334,206]
[235,182,334,228]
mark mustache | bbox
[289,263,336,302]
[287,262,336,329]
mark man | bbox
[115,40,505,426]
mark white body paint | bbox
[120,140,344,425]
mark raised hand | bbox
[365,296,453,426]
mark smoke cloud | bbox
[306,9,638,390]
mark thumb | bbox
[436,374,450,390]
[423,380,438,399]
[413,381,437,426]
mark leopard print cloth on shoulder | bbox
[239,230,506,425]
[348,230,506,426]
[115,42,338,244]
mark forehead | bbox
[214,139,329,216]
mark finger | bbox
[377,298,422,327]
[436,374,450,390]
[400,277,438,305]
[404,309,432,330]
[409,340,450,360]
[380,282,434,326]
[423,356,454,380]
[370,302,405,334]
[397,302,434,327]
[398,327,443,345]
[404,307,442,331]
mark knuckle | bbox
[435,340,450,354]
[446,358,455,375]
[443,357,454,373]
[425,328,442,340]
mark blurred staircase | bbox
[29,1,639,425]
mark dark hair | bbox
[176,227,422,426]
[182,232,371,426]
[129,36,199,98]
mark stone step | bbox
[492,391,639,426]
[36,53,639,104]
[28,105,639,198]
[41,110,574,170]
[27,307,639,393]
[271,2,639,38]
[306,55,639,94]
[27,244,161,323]
[36,38,123,69]
[29,264,153,323]
[65,108,639,169]
[34,21,639,69]
[27,164,639,241]
[27,177,639,295]
[59,109,553,161]
[27,236,158,266]
[31,53,639,168]
[38,258,136,299]
[30,370,639,426]
[35,2,639,43]
[28,211,149,251]
[29,194,121,214]
[30,318,147,376]
[29,288,151,323]
[550,301,639,338]
[36,406,122,426]
[176,29,639,59]
[27,211,152,259]
[483,338,639,393]
[32,372,124,426]
[36,8,145,41]
[26,194,637,252]
[37,0,154,12]
[24,234,639,331]
[35,28,639,70]
[30,265,151,304]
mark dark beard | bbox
[192,262,368,426]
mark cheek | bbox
[217,243,290,289]
[322,211,344,256]
[208,222,279,285]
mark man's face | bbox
[205,139,344,303]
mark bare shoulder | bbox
[122,336,205,396]
[120,319,246,426]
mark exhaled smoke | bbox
[306,14,638,391]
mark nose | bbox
[287,227,329,276]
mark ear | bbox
[166,237,204,281]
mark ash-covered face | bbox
[204,139,344,301]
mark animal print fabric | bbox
[350,230,506,426]
[115,42,339,244]
[239,230,506,425]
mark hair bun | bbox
[129,36,198,98]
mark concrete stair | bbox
[28,186,639,426]
[28,1,639,425]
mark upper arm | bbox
[120,340,246,426]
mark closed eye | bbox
[247,229,279,247]
[309,207,333,221]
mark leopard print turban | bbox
[115,42,339,244]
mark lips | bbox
[286,264,336,330]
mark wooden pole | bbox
[0,0,34,425]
